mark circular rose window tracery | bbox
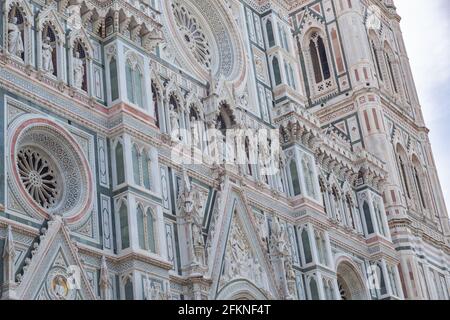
[163,0,247,85]
[8,115,93,224]
[17,147,60,209]
[172,2,211,69]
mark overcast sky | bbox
[395,0,450,211]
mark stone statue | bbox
[42,37,54,74]
[73,52,85,89]
[270,218,287,256]
[178,169,205,266]
[8,17,24,58]
[259,141,270,172]
[169,105,181,140]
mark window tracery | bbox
[172,2,211,70]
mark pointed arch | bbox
[335,256,369,300]
[6,0,33,63]
[396,143,412,200]
[36,8,65,41]
[68,27,94,59]
[114,138,125,186]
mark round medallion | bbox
[51,275,69,299]
[46,267,78,300]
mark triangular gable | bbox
[298,8,325,34]
[16,216,96,300]
[36,6,65,43]
[68,27,94,58]
[208,188,279,300]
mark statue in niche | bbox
[8,17,24,58]
[73,51,85,89]
[169,105,181,141]
[42,37,54,74]
[178,169,205,266]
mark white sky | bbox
[395,0,450,212]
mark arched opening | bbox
[189,105,203,149]
[272,56,282,86]
[42,24,58,77]
[7,6,25,60]
[73,41,88,92]
[336,261,369,300]
[169,95,182,141]
[266,20,275,47]
[309,32,331,84]
[126,57,144,108]
[216,280,270,300]
[396,144,411,200]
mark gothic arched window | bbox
[371,41,383,81]
[309,278,320,300]
[272,57,282,85]
[146,208,156,253]
[115,140,125,185]
[301,228,313,264]
[137,207,157,253]
[289,160,301,196]
[377,263,388,296]
[110,57,119,101]
[266,20,275,47]
[124,277,134,300]
[398,156,411,199]
[374,202,387,237]
[386,53,398,93]
[126,58,144,108]
[363,202,374,235]
[137,205,146,250]
[414,166,426,209]
[309,33,331,84]
[119,202,130,249]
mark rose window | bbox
[9,115,93,223]
[172,2,211,69]
[17,148,60,210]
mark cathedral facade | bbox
[0,0,449,300]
